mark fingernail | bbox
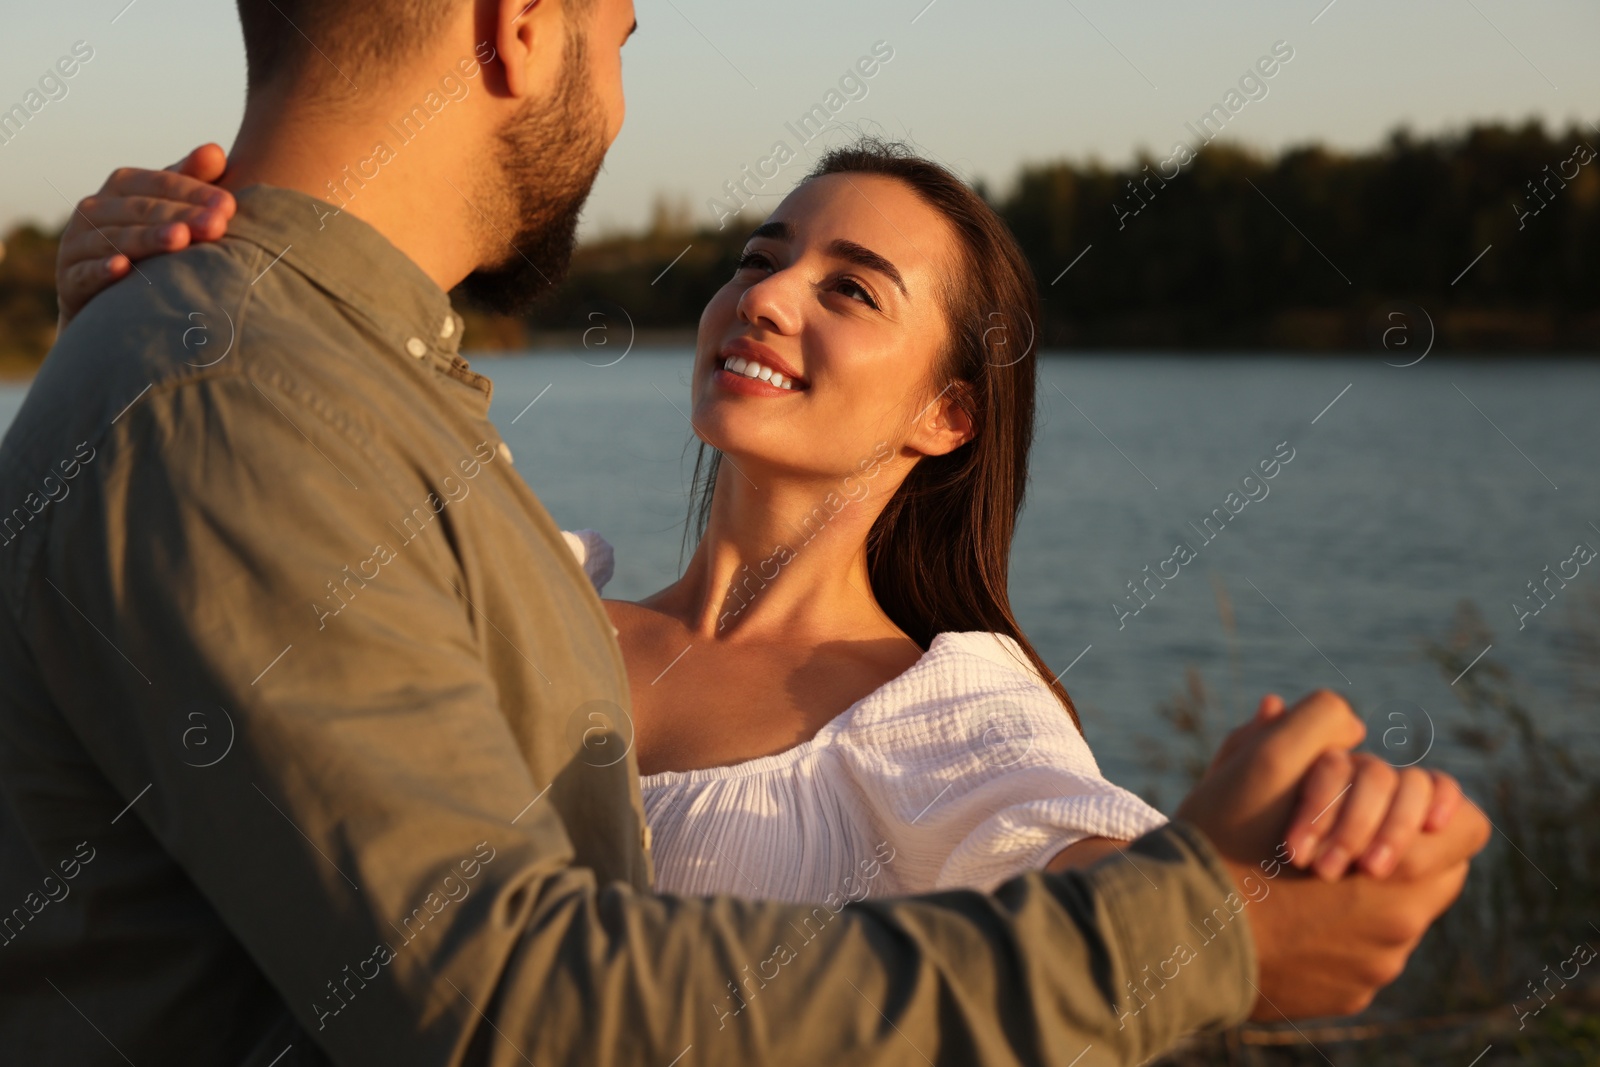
[1364,845,1394,877]
[1315,845,1349,880]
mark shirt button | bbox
[406,337,428,359]
[440,316,456,340]
[497,441,514,465]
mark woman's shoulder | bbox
[927,631,1055,685]
[828,630,1165,892]
[837,630,1093,770]
[858,630,1067,713]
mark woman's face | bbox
[690,173,967,482]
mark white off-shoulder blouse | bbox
[562,531,1168,903]
[638,630,1167,902]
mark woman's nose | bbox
[736,272,802,336]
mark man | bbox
[0,0,1486,1063]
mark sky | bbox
[1,0,1596,240]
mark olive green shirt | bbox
[0,185,1256,1065]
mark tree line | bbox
[2,119,1595,375]
[528,119,1599,353]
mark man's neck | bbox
[221,93,489,294]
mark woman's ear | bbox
[905,383,975,458]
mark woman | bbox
[55,139,1461,902]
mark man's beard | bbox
[455,32,608,315]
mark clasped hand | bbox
[1176,690,1489,1019]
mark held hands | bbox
[55,144,235,331]
[1256,693,1463,880]
[1175,689,1489,1020]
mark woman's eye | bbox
[734,250,772,273]
[836,277,879,310]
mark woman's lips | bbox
[713,359,803,397]
[719,338,807,388]
[712,339,808,396]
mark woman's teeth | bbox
[722,356,796,390]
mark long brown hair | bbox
[687,137,1081,732]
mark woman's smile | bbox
[713,337,809,395]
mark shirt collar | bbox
[224,184,473,372]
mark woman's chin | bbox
[689,421,798,475]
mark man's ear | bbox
[489,0,563,99]
[906,382,975,458]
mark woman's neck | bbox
[645,459,906,643]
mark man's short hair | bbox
[235,0,461,92]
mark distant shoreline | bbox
[5,344,1597,387]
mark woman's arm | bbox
[1047,694,1464,877]
[55,143,234,331]
[1046,836,1133,871]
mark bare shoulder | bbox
[602,596,659,630]
[602,598,686,658]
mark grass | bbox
[1139,588,1600,1065]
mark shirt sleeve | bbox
[29,373,1256,1067]
[560,528,614,593]
[836,659,1169,893]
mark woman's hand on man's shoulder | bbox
[56,143,235,331]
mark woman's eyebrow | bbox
[827,239,908,298]
[744,222,909,298]
[748,221,792,241]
